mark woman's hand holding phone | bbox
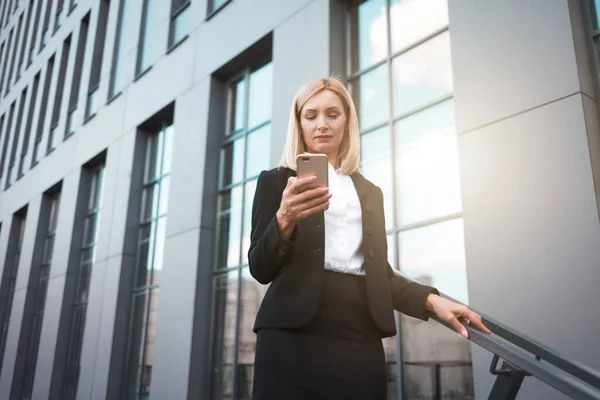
[275,175,331,241]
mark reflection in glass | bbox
[390,0,448,53]
[217,186,243,268]
[136,229,153,288]
[594,0,600,29]
[394,100,462,226]
[399,218,468,304]
[162,125,174,175]
[350,0,387,72]
[172,5,189,45]
[382,336,398,400]
[151,217,166,285]
[158,177,170,216]
[220,137,245,187]
[211,0,229,13]
[245,124,270,179]
[211,271,239,400]
[392,31,453,116]
[125,292,149,399]
[138,0,158,73]
[237,268,267,399]
[247,63,273,129]
[141,185,159,222]
[241,179,257,265]
[361,126,393,230]
[355,65,390,130]
[232,79,246,134]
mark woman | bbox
[248,77,490,399]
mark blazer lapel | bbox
[350,172,369,203]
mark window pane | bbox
[216,186,243,268]
[139,0,158,72]
[394,100,462,226]
[245,124,270,179]
[136,227,154,288]
[172,4,189,45]
[75,262,91,304]
[398,218,472,398]
[390,0,448,53]
[594,0,600,29]
[361,126,393,230]
[398,218,468,304]
[247,63,273,129]
[387,232,395,269]
[231,79,245,134]
[63,306,85,399]
[211,0,228,13]
[145,133,164,182]
[241,179,257,266]
[151,217,166,285]
[124,292,150,399]
[220,137,245,187]
[83,215,97,246]
[141,184,159,222]
[111,0,132,96]
[210,270,239,400]
[392,31,453,117]
[158,177,170,216]
[43,235,55,264]
[237,268,267,399]
[161,124,174,175]
[354,64,390,130]
[140,288,159,398]
[350,0,387,72]
[382,336,399,400]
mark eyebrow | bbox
[304,107,341,113]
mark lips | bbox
[315,135,331,140]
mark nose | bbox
[317,115,327,131]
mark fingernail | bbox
[311,175,317,180]
[461,330,468,338]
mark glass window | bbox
[348,1,471,398]
[170,1,190,47]
[211,60,272,399]
[61,163,104,399]
[18,191,60,398]
[209,0,229,15]
[110,0,134,98]
[124,122,173,399]
[0,212,27,374]
[137,0,159,75]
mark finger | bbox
[286,176,297,189]
[293,192,331,214]
[291,174,317,189]
[296,198,331,220]
[294,186,330,204]
[468,312,492,334]
[448,316,469,339]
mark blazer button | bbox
[368,249,375,259]
[367,226,373,235]
[366,204,372,213]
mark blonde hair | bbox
[277,76,361,175]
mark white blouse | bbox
[324,163,365,275]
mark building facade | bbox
[0,0,598,399]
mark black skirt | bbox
[253,270,388,400]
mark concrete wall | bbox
[449,0,600,398]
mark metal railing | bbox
[395,270,600,399]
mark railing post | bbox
[488,355,530,400]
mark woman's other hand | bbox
[425,294,492,339]
[276,175,332,240]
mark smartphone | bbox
[296,153,329,187]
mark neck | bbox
[326,152,339,170]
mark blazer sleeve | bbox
[248,170,295,284]
[375,186,439,321]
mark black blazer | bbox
[248,167,438,338]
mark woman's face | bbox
[299,90,347,162]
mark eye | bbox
[306,115,316,121]
[328,113,339,119]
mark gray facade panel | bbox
[459,95,600,398]
[270,0,331,167]
[449,0,582,134]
